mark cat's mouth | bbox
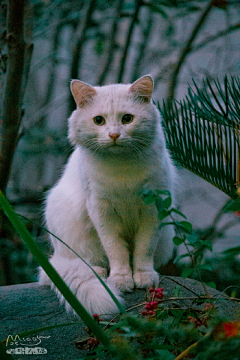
[107,139,123,147]
[102,140,126,152]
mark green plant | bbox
[160,77,240,199]
[141,188,216,293]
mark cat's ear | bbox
[129,75,153,103]
[71,80,96,108]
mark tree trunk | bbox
[0,0,26,193]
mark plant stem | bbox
[170,214,210,297]
[174,332,210,360]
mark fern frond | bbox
[160,77,240,199]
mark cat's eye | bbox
[94,115,105,126]
[122,114,134,124]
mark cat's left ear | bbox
[129,75,153,103]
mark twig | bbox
[192,22,240,53]
[97,0,124,85]
[131,8,153,82]
[117,0,142,83]
[159,276,202,298]
[69,0,95,112]
[174,332,210,360]
[167,0,215,100]
[39,11,63,126]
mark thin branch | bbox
[18,95,68,140]
[175,333,210,360]
[20,1,33,109]
[192,22,240,53]
[35,10,64,130]
[167,0,215,100]
[117,0,143,83]
[69,0,95,113]
[97,0,124,86]
[131,8,153,82]
[159,276,201,298]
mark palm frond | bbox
[160,77,240,199]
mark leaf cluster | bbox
[160,77,240,199]
[142,188,216,288]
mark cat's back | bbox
[45,147,84,215]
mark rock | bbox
[0,277,239,360]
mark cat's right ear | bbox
[129,75,153,103]
[71,80,96,108]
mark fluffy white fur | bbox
[39,75,176,317]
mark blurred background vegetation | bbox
[0,0,239,294]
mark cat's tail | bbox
[39,255,124,318]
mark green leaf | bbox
[206,282,216,289]
[173,236,185,246]
[155,349,175,359]
[155,197,164,212]
[158,221,175,230]
[222,245,240,257]
[202,240,213,251]
[186,234,199,245]
[197,264,212,272]
[181,267,194,278]
[177,221,192,233]
[222,198,240,212]
[158,210,169,221]
[169,208,187,219]
[173,253,190,264]
[163,196,172,209]
[144,195,157,204]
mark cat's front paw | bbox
[92,266,107,278]
[133,270,159,288]
[108,273,134,292]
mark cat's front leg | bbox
[102,236,134,292]
[87,198,134,292]
[133,209,160,288]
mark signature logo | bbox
[6,335,50,355]
[6,334,50,347]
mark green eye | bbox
[94,115,105,126]
[122,114,134,124]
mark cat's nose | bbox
[109,133,120,141]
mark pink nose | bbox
[109,133,120,141]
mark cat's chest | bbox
[84,155,150,194]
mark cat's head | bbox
[68,75,160,158]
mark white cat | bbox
[39,75,176,316]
